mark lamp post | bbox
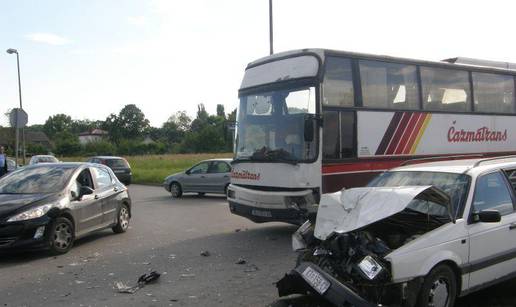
[6,48,25,165]
[269,0,273,55]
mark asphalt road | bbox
[0,185,516,307]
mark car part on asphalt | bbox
[114,271,161,294]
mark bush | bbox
[82,140,116,156]
[27,143,48,155]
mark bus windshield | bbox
[235,86,317,163]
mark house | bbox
[0,128,52,151]
[78,129,108,144]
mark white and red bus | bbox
[227,49,516,224]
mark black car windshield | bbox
[105,159,129,168]
[368,171,470,218]
[235,86,317,163]
[0,165,77,194]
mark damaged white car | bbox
[278,157,516,307]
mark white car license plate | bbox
[301,266,331,295]
[251,209,272,218]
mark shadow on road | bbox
[0,229,115,267]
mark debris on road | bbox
[235,257,247,265]
[234,228,241,232]
[200,250,211,257]
[114,271,161,294]
[244,264,259,273]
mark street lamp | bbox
[6,48,26,165]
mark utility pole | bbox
[269,0,273,55]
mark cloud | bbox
[25,32,70,45]
[128,16,146,26]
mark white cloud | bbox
[128,15,146,26]
[25,32,70,45]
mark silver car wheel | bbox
[171,183,181,197]
[119,206,130,230]
[429,278,449,307]
[53,222,72,249]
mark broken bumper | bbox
[277,261,380,307]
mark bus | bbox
[227,48,516,224]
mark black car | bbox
[87,156,132,185]
[0,163,131,254]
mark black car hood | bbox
[0,193,53,219]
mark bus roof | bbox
[246,48,516,75]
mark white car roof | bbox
[391,156,516,176]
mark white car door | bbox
[466,171,516,289]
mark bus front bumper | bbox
[227,184,317,225]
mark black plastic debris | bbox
[114,271,161,294]
[235,257,247,265]
[200,250,211,257]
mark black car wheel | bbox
[198,192,205,197]
[170,182,182,198]
[416,264,457,307]
[112,204,130,233]
[49,217,74,255]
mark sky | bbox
[1,0,516,127]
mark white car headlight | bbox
[7,204,53,222]
[358,255,384,280]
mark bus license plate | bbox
[251,209,272,218]
[301,266,331,295]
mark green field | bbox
[62,153,233,185]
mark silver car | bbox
[163,159,232,197]
[0,163,131,254]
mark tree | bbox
[103,104,150,143]
[43,114,73,139]
[54,131,81,156]
[168,111,191,132]
[216,104,225,118]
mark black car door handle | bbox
[509,223,516,230]
[114,187,119,192]
[94,195,99,200]
[201,175,205,178]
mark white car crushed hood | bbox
[314,186,452,240]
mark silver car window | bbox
[93,167,113,189]
[189,162,209,174]
[209,162,231,173]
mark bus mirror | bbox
[304,116,315,142]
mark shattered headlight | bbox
[292,220,312,251]
[358,255,384,280]
[7,204,53,222]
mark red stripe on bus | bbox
[322,160,403,174]
[394,113,421,155]
[385,112,411,155]
[404,113,427,154]
[375,112,402,155]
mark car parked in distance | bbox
[86,156,132,185]
[29,155,59,165]
[278,156,516,307]
[0,163,131,254]
[163,158,232,198]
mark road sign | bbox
[9,108,28,128]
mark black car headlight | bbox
[7,204,53,222]
[357,255,384,280]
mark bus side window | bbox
[323,57,354,107]
[340,112,355,158]
[323,111,355,159]
[323,111,340,159]
[421,67,472,112]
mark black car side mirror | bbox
[477,210,501,223]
